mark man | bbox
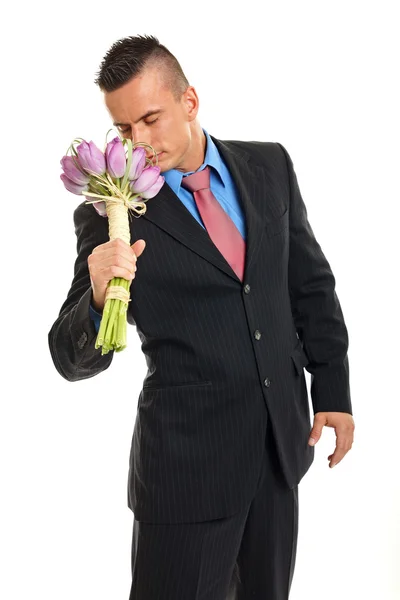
[48,34,355,599]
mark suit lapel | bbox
[136,135,272,282]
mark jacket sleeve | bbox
[277,142,352,415]
[48,200,114,381]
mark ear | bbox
[185,86,199,120]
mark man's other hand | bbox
[308,412,355,468]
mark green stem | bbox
[103,279,120,346]
[115,278,130,351]
[94,276,131,354]
[95,295,111,349]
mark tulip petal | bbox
[88,199,108,217]
[140,175,165,199]
[128,146,146,180]
[106,137,126,178]
[131,166,161,194]
[61,155,90,185]
[60,173,88,195]
[76,140,106,176]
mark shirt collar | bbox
[162,128,226,196]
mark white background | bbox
[1,0,399,598]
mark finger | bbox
[328,436,353,467]
[308,414,327,446]
[100,264,137,282]
[89,248,136,271]
[97,239,137,262]
[91,257,137,283]
[132,239,146,259]
[112,237,139,262]
[90,247,137,272]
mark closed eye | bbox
[119,118,159,134]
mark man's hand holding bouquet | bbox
[60,132,165,355]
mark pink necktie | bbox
[181,166,246,281]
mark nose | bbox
[125,125,156,159]
[130,125,150,148]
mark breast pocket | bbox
[264,207,289,238]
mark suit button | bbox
[244,284,251,294]
[264,378,271,387]
[78,332,88,349]
[254,330,261,340]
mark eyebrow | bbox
[113,109,163,127]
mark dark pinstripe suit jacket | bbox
[48,136,352,524]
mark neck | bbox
[178,123,206,173]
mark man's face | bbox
[103,66,199,173]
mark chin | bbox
[159,154,172,172]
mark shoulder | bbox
[218,138,290,168]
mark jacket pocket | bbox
[142,379,212,391]
[290,340,309,376]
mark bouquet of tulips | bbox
[60,132,165,355]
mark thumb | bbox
[308,415,326,446]
[131,239,146,258]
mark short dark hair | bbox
[94,34,189,101]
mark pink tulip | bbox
[128,146,146,180]
[105,137,126,178]
[140,175,165,199]
[85,197,108,217]
[60,173,89,195]
[76,140,106,176]
[130,166,161,194]
[60,156,90,186]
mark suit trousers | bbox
[128,415,299,600]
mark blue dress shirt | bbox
[89,128,246,333]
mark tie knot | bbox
[181,165,210,193]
